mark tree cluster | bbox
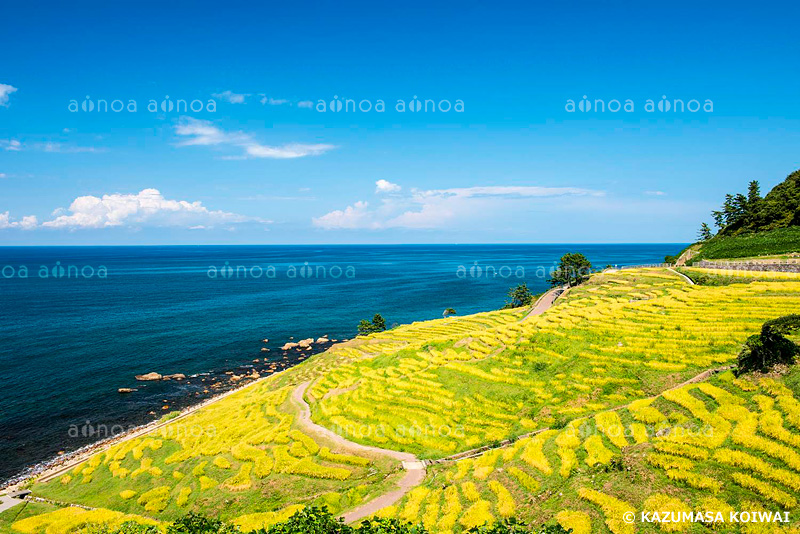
[699,169,800,240]
[357,314,387,335]
[737,314,800,375]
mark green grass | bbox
[689,226,800,262]
[0,501,59,533]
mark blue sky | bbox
[1,0,798,245]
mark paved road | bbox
[291,382,425,522]
[0,495,24,514]
[524,286,566,320]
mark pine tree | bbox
[697,223,713,241]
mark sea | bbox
[0,244,682,482]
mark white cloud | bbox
[0,84,18,107]
[375,179,401,193]
[313,184,604,230]
[245,143,335,159]
[2,139,22,151]
[174,117,335,159]
[1,139,100,153]
[0,212,37,230]
[297,101,314,109]
[40,188,259,229]
[644,190,667,196]
[0,173,6,178]
[259,95,290,106]
[312,201,379,230]
[212,90,250,104]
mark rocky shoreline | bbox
[0,334,342,491]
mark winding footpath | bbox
[290,382,426,523]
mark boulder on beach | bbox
[260,347,270,352]
[297,338,314,348]
[316,337,329,344]
[118,388,138,394]
[281,342,299,350]
[135,372,162,381]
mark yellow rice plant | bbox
[473,448,502,480]
[731,415,800,471]
[213,456,232,469]
[696,497,734,531]
[713,448,800,491]
[319,447,370,467]
[665,469,721,493]
[459,500,495,530]
[437,485,462,532]
[192,460,207,476]
[288,457,351,480]
[646,453,694,471]
[176,487,192,506]
[507,466,539,492]
[731,472,797,508]
[245,455,270,479]
[137,485,170,513]
[555,424,581,477]
[172,471,184,480]
[584,435,614,466]
[653,442,709,460]
[288,429,320,455]
[399,486,430,523]
[199,475,217,490]
[461,481,480,502]
[555,510,592,534]
[629,423,649,444]
[232,505,305,532]
[59,475,71,484]
[488,480,515,517]
[520,431,554,474]
[595,412,629,449]
[12,507,161,534]
[577,488,635,534]
[759,410,800,448]
[222,462,253,491]
[421,488,442,530]
[119,490,136,500]
[642,493,692,532]
[231,443,267,462]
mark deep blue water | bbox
[0,244,682,481]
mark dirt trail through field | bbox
[291,382,425,522]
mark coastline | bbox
[0,337,338,492]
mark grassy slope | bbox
[13,269,800,534]
[688,227,800,262]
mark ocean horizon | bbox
[0,243,683,482]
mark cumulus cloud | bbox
[39,188,259,229]
[0,212,37,230]
[1,139,100,153]
[312,201,379,230]
[212,90,250,104]
[0,84,18,107]
[375,180,401,193]
[313,184,604,230]
[644,190,667,196]
[174,117,335,159]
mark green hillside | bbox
[6,268,800,534]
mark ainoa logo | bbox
[1,262,108,279]
[566,95,713,113]
[68,95,217,113]
[316,95,465,113]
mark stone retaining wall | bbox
[694,261,800,273]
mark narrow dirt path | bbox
[524,286,566,320]
[290,382,425,522]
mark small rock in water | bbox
[135,372,162,381]
[118,388,138,394]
